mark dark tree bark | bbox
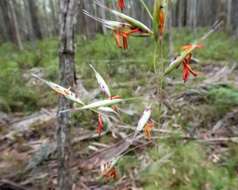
[57,0,78,189]
[28,0,43,40]
[50,0,58,35]
[187,0,197,31]
[77,0,97,38]
[8,0,23,50]
[23,0,34,41]
[0,0,11,42]
[42,0,50,37]
[0,0,23,49]
[177,0,184,28]
[226,0,232,31]
[84,0,97,38]
[0,3,9,42]
[77,0,87,37]
[231,0,238,36]
[98,0,107,34]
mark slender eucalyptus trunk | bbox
[0,9,8,42]
[22,0,34,41]
[187,0,198,32]
[192,0,197,35]
[177,0,184,28]
[50,0,58,35]
[98,0,107,34]
[57,0,78,189]
[226,0,232,31]
[9,0,23,50]
[43,0,50,37]
[0,0,23,50]
[83,0,96,38]
[77,0,87,36]
[231,0,238,37]
[28,0,43,40]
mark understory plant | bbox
[33,0,222,182]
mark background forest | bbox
[1,0,238,44]
[0,0,238,190]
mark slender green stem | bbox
[157,38,164,124]
[139,0,153,20]
[153,42,158,73]
[159,39,165,90]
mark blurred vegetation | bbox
[1,29,238,189]
[140,142,238,190]
[207,85,238,114]
[0,29,238,113]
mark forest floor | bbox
[0,29,238,190]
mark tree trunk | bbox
[192,0,197,35]
[231,0,238,37]
[43,0,50,37]
[8,0,23,50]
[98,0,107,34]
[0,0,23,50]
[23,0,34,41]
[177,0,184,28]
[0,3,9,42]
[77,1,83,36]
[50,0,58,35]
[57,0,78,190]
[226,0,232,31]
[187,0,195,30]
[0,0,11,42]
[83,0,97,38]
[28,0,43,40]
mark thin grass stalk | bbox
[139,0,153,20]
[153,0,167,125]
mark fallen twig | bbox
[0,179,29,190]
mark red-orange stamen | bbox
[110,95,121,100]
[103,167,117,180]
[113,28,141,49]
[159,6,165,39]
[115,31,122,48]
[182,44,203,51]
[143,120,154,140]
[182,53,198,82]
[97,113,104,135]
[118,0,125,10]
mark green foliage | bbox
[140,142,238,190]
[0,39,58,112]
[118,155,139,174]
[1,28,238,189]
[207,85,238,114]
[0,60,38,112]
[0,30,237,113]
[172,28,238,61]
[172,85,238,129]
